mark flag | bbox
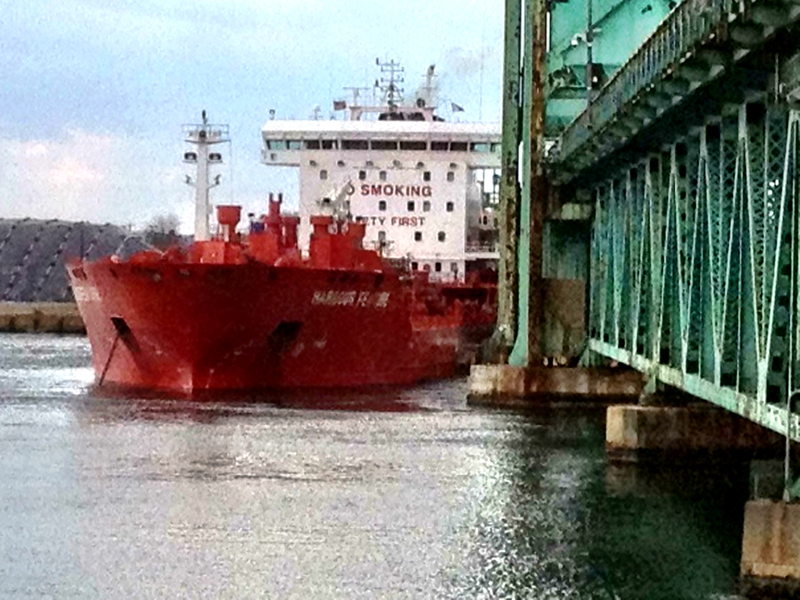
[333,100,347,111]
[451,102,465,112]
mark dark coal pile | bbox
[0,219,146,302]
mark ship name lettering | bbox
[311,290,390,308]
[73,285,100,303]
[311,290,357,306]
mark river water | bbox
[0,334,748,599]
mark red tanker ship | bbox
[67,113,495,394]
[67,196,482,393]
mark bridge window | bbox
[446,201,454,212]
[379,170,387,181]
[287,140,302,150]
[470,142,490,152]
[321,140,337,150]
[342,140,368,150]
[320,170,328,180]
[415,231,423,242]
[447,171,454,182]
[450,142,468,152]
[266,140,287,150]
[378,200,386,211]
[491,143,501,152]
[400,141,427,151]
[437,231,446,242]
[371,140,398,150]
[423,171,431,182]
[431,141,449,151]
[423,201,431,212]
[407,201,415,212]
[304,140,320,149]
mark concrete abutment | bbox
[741,500,800,598]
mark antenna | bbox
[375,58,405,108]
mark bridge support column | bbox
[606,405,783,462]
[741,500,800,597]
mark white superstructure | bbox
[260,63,501,281]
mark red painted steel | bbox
[67,200,491,394]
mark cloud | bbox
[0,129,184,227]
[0,128,299,234]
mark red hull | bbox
[69,260,461,393]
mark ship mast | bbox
[183,111,229,241]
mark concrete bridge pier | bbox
[605,401,784,463]
[741,500,800,597]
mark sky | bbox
[0,0,504,232]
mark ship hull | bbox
[68,260,459,394]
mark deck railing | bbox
[559,0,742,160]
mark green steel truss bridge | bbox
[550,0,800,442]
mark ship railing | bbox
[558,0,740,162]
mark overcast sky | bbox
[0,0,503,232]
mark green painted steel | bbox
[586,108,800,442]
[493,0,522,358]
[509,0,536,367]
[510,0,548,367]
[535,0,800,450]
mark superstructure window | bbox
[446,202,454,212]
[435,262,442,272]
[447,171,455,182]
[378,200,387,211]
[379,171,387,181]
[378,231,386,243]
[304,140,321,149]
[423,201,431,212]
[450,262,459,273]
[437,231,446,242]
[407,201,415,212]
[400,141,427,151]
[411,261,418,270]
[320,170,328,180]
[358,170,367,180]
[423,171,431,182]
[414,231,423,242]
[371,140,398,150]
[450,142,468,152]
[342,140,368,150]
[431,141,449,151]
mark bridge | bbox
[561,0,800,442]
[483,0,800,589]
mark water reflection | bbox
[0,334,749,599]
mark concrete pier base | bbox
[606,405,783,462]
[0,302,84,333]
[467,364,643,407]
[741,500,800,597]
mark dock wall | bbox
[0,302,84,334]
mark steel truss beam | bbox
[589,105,800,441]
